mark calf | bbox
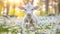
[20,3,39,34]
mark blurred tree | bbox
[6,0,9,16]
[0,0,4,16]
[45,0,49,14]
[58,0,60,14]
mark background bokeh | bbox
[0,0,60,34]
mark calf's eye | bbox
[31,9,34,10]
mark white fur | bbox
[21,3,38,34]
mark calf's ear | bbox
[34,6,39,10]
[19,7,25,10]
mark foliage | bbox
[0,24,9,32]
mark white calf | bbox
[20,3,39,34]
